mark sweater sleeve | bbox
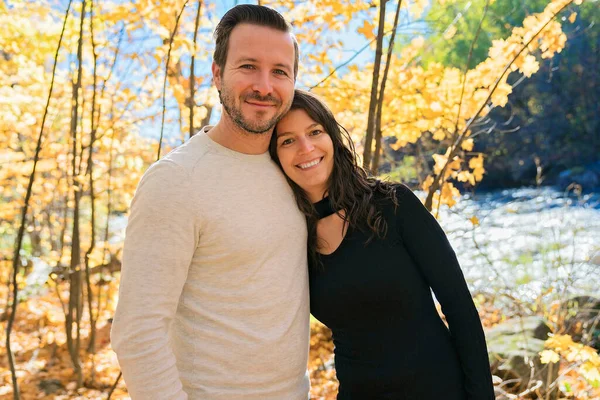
[111,160,199,400]
[394,184,495,400]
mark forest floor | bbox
[0,282,598,400]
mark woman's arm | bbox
[394,184,495,400]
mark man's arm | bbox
[111,160,199,400]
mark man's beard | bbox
[219,86,290,134]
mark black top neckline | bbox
[313,196,336,219]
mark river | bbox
[437,187,600,301]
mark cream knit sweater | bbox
[111,129,310,400]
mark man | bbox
[111,5,309,400]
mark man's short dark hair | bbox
[213,4,299,80]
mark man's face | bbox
[212,23,296,134]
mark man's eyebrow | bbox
[235,57,258,64]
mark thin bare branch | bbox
[107,371,122,400]
[309,27,397,91]
[157,1,190,160]
[85,0,99,356]
[453,0,491,139]
[5,1,73,398]
[189,0,203,139]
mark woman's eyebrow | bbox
[278,123,322,137]
[304,123,321,131]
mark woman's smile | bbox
[297,157,324,170]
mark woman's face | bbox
[275,109,334,202]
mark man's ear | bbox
[212,61,222,91]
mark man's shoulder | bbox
[136,130,216,194]
[160,131,213,174]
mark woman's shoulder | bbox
[373,182,426,216]
[392,182,414,197]
[372,182,414,203]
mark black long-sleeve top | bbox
[309,184,495,400]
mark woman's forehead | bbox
[277,109,319,134]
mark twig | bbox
[5,1,73,398]
[189,0,203,139]
[453,0,491,140]
[309,27,397,90]
[106,371,122,399]
[157,1,189,160]
[85,0,99,356]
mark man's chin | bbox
[243,125,275,135]
[237,117,280,135]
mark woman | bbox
[269,89,495,399]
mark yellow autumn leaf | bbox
[422,175,434,192]
[461,138,474,151]
[520,54,540,78]
[540,349,560,364]
[440,182,460,207]
[357,20,376,41]
[456,170,470,182]
[545,334,575,352]
[568,12,577,23]
[469,154,485,181]
[580,363,600,385]
[432,152,447,165]
[432,129,446,140]
[456,170,475,185]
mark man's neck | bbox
[207,116,272,155]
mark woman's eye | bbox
[281,138,293,146]
[310,129,323,136]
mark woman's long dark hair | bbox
[270,89,398,268]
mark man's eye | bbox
[274,69,288,76]
[241,65,255,70]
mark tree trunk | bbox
[371,0,402,174]
[66,0,86,387]
[362,0,387,171]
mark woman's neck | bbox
[307,188,327,203]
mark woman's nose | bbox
[298,137,315,154]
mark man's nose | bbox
[252,71,274,96]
